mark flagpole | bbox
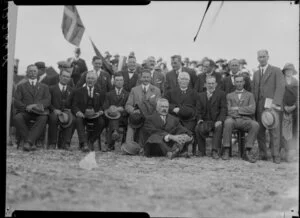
[7,2,18,144]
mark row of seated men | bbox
[13,58,259,164]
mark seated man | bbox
[48,69,75,150]
[103,73,129,151]
[222,75,259,162]
[195,76,227,159]
[125,69,161,147]
[72,71,106,152]
[142,98,193,159]
[13,64,51,151]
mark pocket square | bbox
[150,94,156,98]
[155,80,162,84]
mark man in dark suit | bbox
[195,76,227,159]
[68,47,88,86]
[252,49,285,164]
[76,56,112,93]
[165,55,197,93]
[220,59,251,94]
[72,71,106,152]
[118,56,140,93]
[222,75,259,162]
[103,73,129,151]
[194,59,222,93]
[13,64,51,151]
[48,69,75,150]
[142,98,193,159]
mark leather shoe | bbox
[31,144,37,151]
[112,130,120,141]
[273,156,281,164]
[259,152,268,161]
[62,143,71,151]
[212,150,219,159]
[166,148,180,159]
[222,148,230,160]
[179,151,190,158]
[195,150,205,157]
[48,144,56,149]
[81,143,90,152]
[243,150,257,163]
[23,142,31,152]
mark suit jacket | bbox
[71,86,106,115]
[14,81,51,113]
[226,90,256,119]
[125,84,161,116]
[220,74,251,94]
[150,70,165,94]
[142,112,192,146]
[49,84,74,112]
[165,67,197,92]
[70,58,88,85]
[196,89,227,122]
[194,71,222,93]
[119,69,140,93]
[252,64,285,107]
[164,87,198,119]
[103,88,129,117]
[76,70,112,93]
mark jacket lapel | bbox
[210,90,218,105]
[172,71,178,87]
[25,81,35,97]
[262,65,272,85]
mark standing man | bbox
[76,56,112,93]
[222,75,259,162]
[13,64,51,151]
[103,73,129,151]
[252,49,285,164]
[194,59,222,93]
[48,69,75,150]
[68,47,88,86]
[119,56,140,93]
[195,76,227,159]
[72,71,106,152]
[221,59,252,94]
[125,69,161,147]
[165,55,197,93]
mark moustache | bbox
[162,109,167,113]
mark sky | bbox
[13,2,299,75]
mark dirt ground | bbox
[6,134,299,218]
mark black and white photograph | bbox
[6,1,299,217]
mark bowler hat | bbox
[128,112,145,129]
[58,109,73,128]
[261,109,279,129]
[121,141,140,155]
[31,104,49,115]
[35,62,46,69]
[282,63,297,75]
[104,106,121,120]
[84,109,100,119]
[178,105,195,121]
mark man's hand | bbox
[26,104,37,112]
[76,111,85,118]
[284,105,296,113]
[271,103,281,110]
[133,109,141,114]
[117,106,124,112]
[98,110,104,116]
[173,107,180,114]
[53,109,62,116]
[197,120,203,125]
[215,121,222,128]
[230,106,239,111]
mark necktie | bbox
[260,67,264,78]
[89,87,92,97]
[161,115,166,124]
[143,86,147,95]
[207,91,212,100]
[31,81,35,87]
[181,89,186,94]
[62,85,66,92]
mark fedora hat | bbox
[58,109,73,128]
[261,109,279,129]
[104,106,121,120]
[121,141,140,155]
[31,104,49,115]
[239,59,247,65]
[84,109,100,119]
[178,105,195,121]
[128,112,145,129]
[35,62,46,69]
[282,63,297,75]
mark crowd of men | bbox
[11,48,298,164]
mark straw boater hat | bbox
[84,109,101,119]
[261,109,279,129]
[121,141,140,155]
[104,105,121,120]
[282,63,297,75]
[58,109,73,128]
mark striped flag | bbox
[117,56,127,72]
[89,38,114,76]
[62,5,85,46]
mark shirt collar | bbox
[115,87,122,93]
[87,86,94,91]
[28,79,37,85]
[58,83,67,91]
[142,84,150,91]
[236,89,244,93]
[128,69,135,73]
[207,89,215,94]
[260,64,269,71]
[180,87,188,91]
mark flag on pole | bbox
[117,56,127,72]
[89,38,114,76]
[62,5,85,46]
[193,1,212,42]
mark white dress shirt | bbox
[28,79,37,86]
[260,64,269,75]
[58,83,67,92]
[115,87,123,95]
[142,84,150,92]
[87,86,94,98]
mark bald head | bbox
[178,71,190,89]
[86,71,97,87]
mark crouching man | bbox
[222,74,259,162]
[142,98,193,159]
